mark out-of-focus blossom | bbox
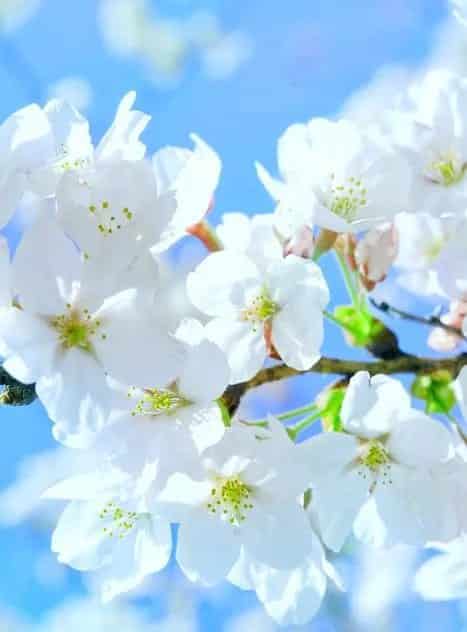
[351,544,418,630]
[0,0,40,33]
[428,300,467,352]
[98,0,252,87]
[47,77,93,112]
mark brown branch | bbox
[222,353,467,416]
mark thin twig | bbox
[222,353,467,415]
[369,298,467,341]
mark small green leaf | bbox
[411,370,456,415]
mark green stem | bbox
[250,402,318,426]
[335,250,360,307]
[287,409,323,440]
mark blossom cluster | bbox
[4,11,467,626]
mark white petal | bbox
[386,412,452,467]
[99,515,171,602]
[96,91,150,162]
[176,509,239,585]
[243,503,312,570]
[187,251,260,318]
[267,255,329,308]
[93,289,185,387]
[313,468,370,552]
[272,301,323,370]
[52,500,112,571]
[13,208,81,315]
[205,318,266,383]
[36,350,113,449]
[0,308,58,383]
[178,339,229,403]
[341,372,412,438]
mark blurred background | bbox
[0,0,466,630]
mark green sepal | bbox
[333,305,385,348]
[217,398,232,427]
[411,370,456,415]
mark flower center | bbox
[99,501,140,539]
[430,157,466,187]
[54,144,90,173]
[88,199,134,236]
[130,387,190,417]
[423,237,444,263]
[241,288,279,326]
[51,306,104,352]
[328,175,367,221]
[359,439,390,472]
[207,476,254,525]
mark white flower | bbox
[187,251,329,383]
[304,372,455,551]
[27,91,150,198]
[257,118,410,233]
[159,419,313,586]
[47,469,172,602]
[389,70,467,216]
[0,212,183,447]
[394,212,450,297]
[152,134,221,253]
[414,535,467,601]
[55,158,175,272]
[434,214,467,300]
[92,336,230,497]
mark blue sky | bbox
[0,1,459,629]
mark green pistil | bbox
[433,159,465,187]
[242,288,279,325]
[99,501,140,539]
[207,477,254,525]
[329,175,367,221]
[131,387,190,417]
[51,306,104,352]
